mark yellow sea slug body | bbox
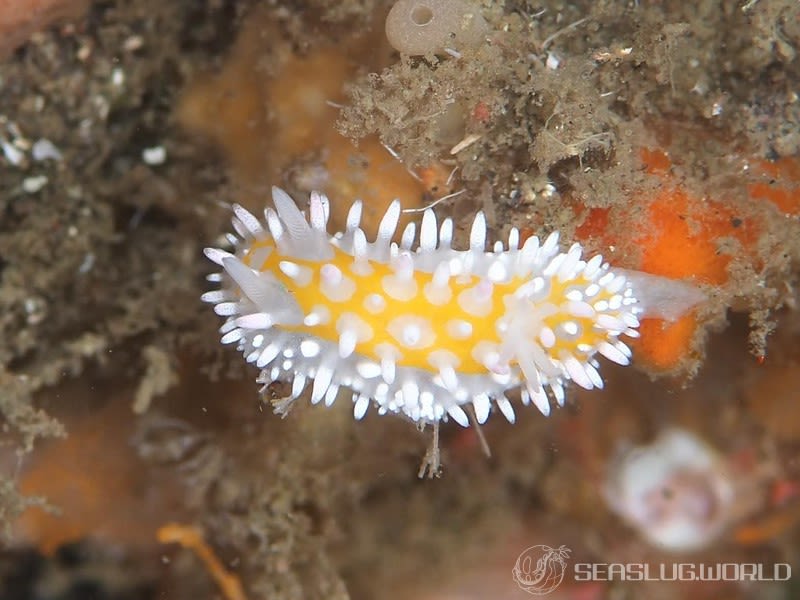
[203,187,641,426]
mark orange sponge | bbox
[747,157,800,216]
[575,148,765,372]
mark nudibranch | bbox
[203,187,643,427]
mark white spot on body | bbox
[356,361,382,378]
[472,341,506,374]
[423,262,452,305]
[594,300,610,312]
[337,312,374,341]
[539,326,556,348]
[445,319,473,340]
[567,300,595,318]
[320,264,356,302]
[558,320,581,338]
[387,315,436,349]
[300,339,321,358]
[279,261,313,286]
[457,280,494,317]
[382,253,418,301]
[487,260,508,283]
[363,293,387,314]
[304,304,331,326]
[336,312,375,357]
[350,259,373,277]
[427,349,460,370]
[584,283,601,297]
[521,276,550,302]
[565,289,584,302]
[403,324,422,346]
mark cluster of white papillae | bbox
[203,187,642,427]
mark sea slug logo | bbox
[512,544,571,595]
[512,542,792,593]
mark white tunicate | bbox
[385,0,488,56]
[603,429,751,552]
